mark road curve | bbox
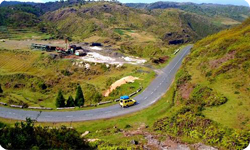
[0,45,192,122]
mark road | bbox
[0,45,192,122]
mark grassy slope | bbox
[0,83,177,149]
[150,18,250,149]
[187,19,250,128]
[42,3,223,43]
[34,18,250,149]
[0,48,155,109]
[0,26,249,148]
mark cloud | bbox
[245,0,250,6]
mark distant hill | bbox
[0,4,41,27]
[0,1,38,7]
[42,2,223,44]
[126,2,250,23]
[0,1,249,48]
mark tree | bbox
[75,85,84,107]
[56,90,65,107]
[0,84,3,94]
[66,95,75,107]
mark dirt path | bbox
[103,76,139,97]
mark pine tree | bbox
[75,85,84,107]
[66,95,75,107]
[0,84,3,94]
[56,90,65,108]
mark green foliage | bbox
[0,84,3,93]
[176,70,191,87]
[154,106,250,149]
[153,18,250,150]
[61,70,73,76]
[114,28,124,35]
[75,85,85,107]
[188,85,228,107]
[0,118,91,149]
[66,95,75,107]
[120,43,163,58]
[56,90,65,107]
[0,4,41,27]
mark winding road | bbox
[0,45,192,122]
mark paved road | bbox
[0,45,192,122]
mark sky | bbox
[0,0,250,7]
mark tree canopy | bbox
[66,95,75,107]
[56,90,65,107]
[75,85,84,107]
[0,84,3,93]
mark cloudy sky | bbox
[0,0,250,6]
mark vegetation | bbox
[67,95,75,107]
[0,118,91,149]
[42,3,225,44]
[0,1,249,149]
[152,18,250,149]
[0,4,41,27]
[75,85,85,107]
[12,17,248,149]
[56,90,66,108]
[0,84,3,94]
[126,2,250,22]
[0,48,154,109]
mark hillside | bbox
[126,2,250,26]
[153,18,250,149]
[1,1,249,48]
[42,3,223,47]
[0,4,41,27]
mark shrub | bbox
[56,90,65,108]
[188,85,228,107]
[176,70,191,87]
[75,85,85,107]
[0,118,91,149]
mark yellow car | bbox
[120,99,136,108]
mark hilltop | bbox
[126,2,250,25]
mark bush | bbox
[176,70,191,87]
[61,70,73,76]
[0,118,91,149]
[188,85,228,107]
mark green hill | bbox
[153,18,250,149]
[0,4,41,27]
[42,3,224,45]
[126,2,250,24]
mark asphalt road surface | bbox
[0,45,193,122]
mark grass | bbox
[0,80,177,147]
[184,19,250,130]
[187,59,250,129]
[0,27,52,40]
[0,48,156,109]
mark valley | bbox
[0,0,250,149]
